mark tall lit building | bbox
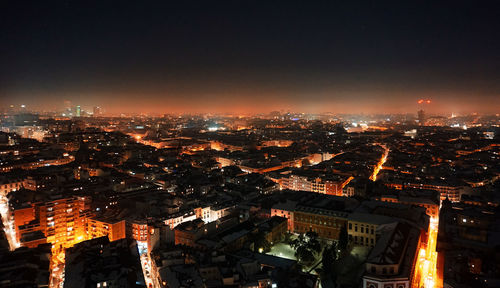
[14,195,93,248]
[417,109,425,125]
[75,105,81,117]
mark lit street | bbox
[0,195,19,250]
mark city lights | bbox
[414,217,440,288]
[0,1,497,287]
[0,112,497,287]
[0,195,20,250]
[370,144,389,181]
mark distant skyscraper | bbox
[64,100,72,110]
[93,106,102,116]
[75,105,81,117]
[417,109,425,125]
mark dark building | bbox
[0,243,52,287]
[64,237,146,288]
[14,113,39,126]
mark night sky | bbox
[1,1,499,114]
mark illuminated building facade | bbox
[0,177,22,196]
[88,216,126,242]
[281,174,351,196]
[163,212,197,230]
[271,200,296,231]
[210,141,244,152]
[128,219,149,242]
[14,195,93,248]
[194,206,212,223]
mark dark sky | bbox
[1,1,499,114]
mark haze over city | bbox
[1,1,499,115]
[1,2,500,288]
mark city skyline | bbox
[3,102,498,118]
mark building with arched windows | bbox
[362,223,421,288]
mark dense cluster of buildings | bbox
[0,112,498,287]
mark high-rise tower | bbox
[417,109,425,125]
